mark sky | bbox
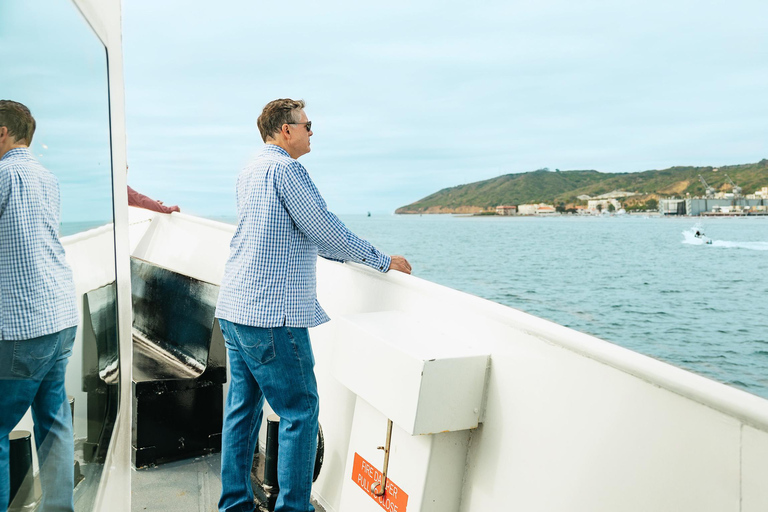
[4,0,767,220]
[1,0,112,223]
[120,0,768,216]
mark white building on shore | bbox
[518,203,557,215]
[579,190,638,200]
[536,204,557,215]
[587,198,621,213]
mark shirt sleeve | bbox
[277,162,391,272]
[127,186,176,214]
[0,168,9,218]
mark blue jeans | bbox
[218,320,319,512]
[0,326,76,512]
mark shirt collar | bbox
[262,143,292,159]
[1,147,33,162]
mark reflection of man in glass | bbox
[0,100,78,511]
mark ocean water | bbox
[340,214,768,400]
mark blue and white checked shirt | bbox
[215,144,391,328]
[0,148,78,341]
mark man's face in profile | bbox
[289,109,313,159]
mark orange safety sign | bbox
[351,452,409,512]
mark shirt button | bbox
[379,266,383,270]
[362,258,366,262]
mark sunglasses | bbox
[287,121,312,132]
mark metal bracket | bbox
[370,419,393,496]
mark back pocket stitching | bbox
[234,324,277,364]
[11,338,58,378]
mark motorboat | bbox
[694,230,713,244]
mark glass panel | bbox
[0,1,119,510]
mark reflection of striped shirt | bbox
[0,148,78,340]
[215,144,390,328]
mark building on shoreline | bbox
[517,203,556,215]
[660,197,768,216]
[571,205,589,215]
[536,204,557,215]
[581,190,638,200]
[495,205,517,216]
[587,198,621,213]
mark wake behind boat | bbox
[683,226,768,250]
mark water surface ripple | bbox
[342,214,768,400]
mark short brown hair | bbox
[257,98,305,142]
[0,100,36,145]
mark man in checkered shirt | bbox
[0,100,78,511]
[215,98,411,512]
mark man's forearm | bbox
[127,186,177,214]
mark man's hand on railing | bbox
[388,255,412,274]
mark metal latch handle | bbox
[370,419,393,496]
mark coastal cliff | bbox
[395,160,768,214]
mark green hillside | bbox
[395,159,768,214]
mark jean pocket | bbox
[58,326,77,360]
[12,336,59,378]
[219,320,236,350]
[236,325,277,365]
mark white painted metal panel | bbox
[339,397,468,512]
[742,425,768,512]
[63,225,117,294]
[333,311,489,434]
[460,329,742,512]
[310,256,768,512]
[129,210,234,285]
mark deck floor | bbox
[132,454,221,512]
[131,453,325,512]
